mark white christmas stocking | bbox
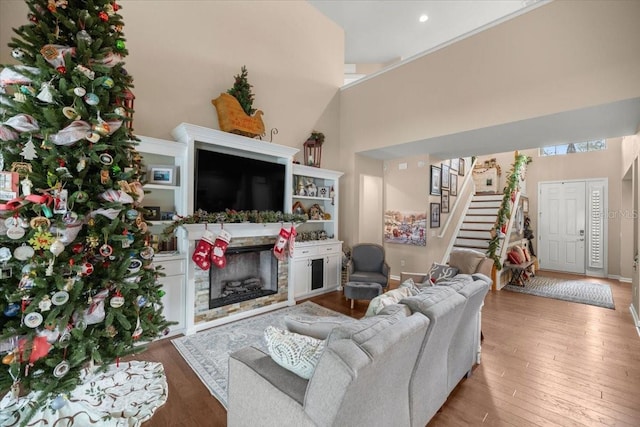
[273,227,290,261]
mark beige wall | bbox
[0,0,344,167]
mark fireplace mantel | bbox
[182,222,293,241]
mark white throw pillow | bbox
[264,326,325,379]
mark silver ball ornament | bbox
[11,48,24,59]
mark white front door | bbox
[539,181,586,273]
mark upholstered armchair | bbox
[347,243,390,288]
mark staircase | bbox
[453,194,503,253]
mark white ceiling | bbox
[307,0,539,65]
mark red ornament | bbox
[112,2,120,11]
[72,243,84,254]
[19,336,52,364]
[56,66,66,74]
[28,13,38,23]
[98,11,109,21]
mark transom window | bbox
[539,140,606,156]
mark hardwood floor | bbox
[138,272,640,426]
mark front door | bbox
[539,181,586,274]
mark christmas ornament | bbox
[4,304,20,317]
[62,106,79,120]
[38,296,52,311]
[36,82,55,103]
[128,259,142,274]
[40,44,75,70]
[50,239,64,256]
[140,246,154,260]
[110,292,124,308]
[24,312,44,328]
[98,11,109,21]
[20,138,38,160]
[11,48,24,59]
[93,121,110,135]
[211,229,232,268]
[14,244,35,261]
[73,87,86,96]
[115,39,125,50]
[84,92,99,105]
[52,291,69,306]
[99,242,113,257]
[6,226,26,239]
[273,227,290,261]
[74,65,95,80]
[101,76,115,88]
[86,131,101,143]
[76,29,92,44]
[132,316,142,340]
[50,394,68,410]
[29,230,55,250]
[19,335,52,363]
[53,360,70,378]
[114,106,126,117]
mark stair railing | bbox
[486,153,531,270]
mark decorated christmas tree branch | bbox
[486,154,531,270]
[162,209,308,237]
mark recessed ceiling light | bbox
[419,14,429,23]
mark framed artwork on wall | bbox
[148,165,177,186]
[450,158,459,171]
[450,173,458,196]
[441,190,450,213]
[441,164,450,189]
[459,158,465,176]
[430,165,441,195]
[430,202,440,228]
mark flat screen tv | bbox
[194,148,286,213]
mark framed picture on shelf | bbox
[459,158,465,176]
[450,173,458,196]
[441,190,450,213]
[148,165,177,186]
[143,206,161,221]
[441,164,450,189]
[430,165,441,195]
[450,158,459,171]
[430,202,440,228]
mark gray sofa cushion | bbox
[285,314,352,340]
[328,305,408,345]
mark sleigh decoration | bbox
[212,93,265,138]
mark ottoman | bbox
[344,281,383,309]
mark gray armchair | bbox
[347,243,390,288]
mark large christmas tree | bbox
[0,0,169,404]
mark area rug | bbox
[503,276,615,309]
[171,301,351,409]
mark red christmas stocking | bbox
[273,227,290,261]
[192,230,215,270]
[288,226,297,257]
[211,229,232,269]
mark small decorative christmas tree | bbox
[0,0,170,412]
[227,65,255,116]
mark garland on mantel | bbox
[486,154,532,270]
[162,209,307,237]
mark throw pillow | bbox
[428,262,459,283]
[364,286,413,317]
[264,326,325,380]
[507,248,524,264]
[522,246,532,262]
[448,248,485,274]
[398,278,422,295]
[513,246,526,263]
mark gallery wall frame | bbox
[430,202,440,228]
[441,190,450,213]
[441,164,450,189]
[430,165,441,195]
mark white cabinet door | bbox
[292,257,311,298]
[324,253,341,289]
[157,274,185,336]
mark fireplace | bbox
[209,244,278,309]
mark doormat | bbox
[171,301,351,408]
[503,276,615,309]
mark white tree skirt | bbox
[0,360,167,426]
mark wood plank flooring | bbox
[137,271,640,426]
